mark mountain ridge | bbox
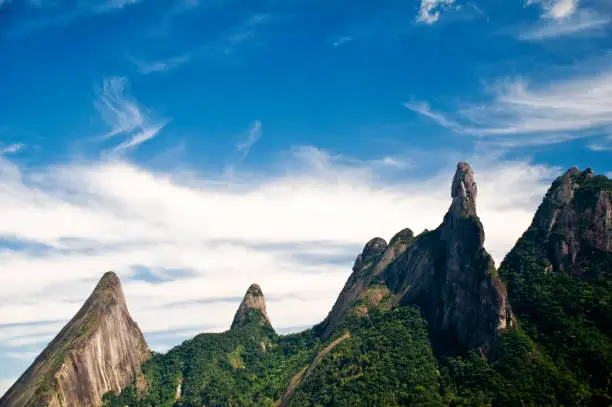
[4,163,612,406]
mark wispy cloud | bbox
[5,351,38,360]
[406,61,612,146]
[236,120,262,160]
[332,36,353,47]
[6,0,144,37]
[519,9,610,40]
[132,54,191,74]
[219,14,276,54]
[520,0,610,40]
[587,135,612,151]
[416,0,457,24]
[543,0,578,19]
[95,77,167,155]
[0,143,24,155]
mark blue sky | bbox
[1,0,611,395]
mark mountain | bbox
[316,162,513,352]
[6,163,612,406]
[0,272,150,407]
[498,167,612,404]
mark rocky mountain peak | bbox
[0,272,150,407]
[90,271,125,304]
[530,167,612,273]
[450,161,478,217]
[381,162,513,351]
[353,237,387,271]
[231,284,273,330]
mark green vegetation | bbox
[496,172,612,405]
[289,307,444,407]
[103,309,321,407]
[104,172,612,407]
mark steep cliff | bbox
[499,168,612,400]
[316,162,513,351]
[0,272,150,407]
[510,166,612,275]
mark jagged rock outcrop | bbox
[385,162,512,351]
[525,167,612,274]
[0,272,150,407]
[316,230,415,340]
[316,162,513,351]
[231,284,273,330]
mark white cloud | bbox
[417,0,456,24]
[544,0,578,20]
[520,8,610,40]
[406,61,612,145]
[236,120,262,159]
[5,351,38,360]
[332,36,353,47]
[133,54,191,74]
[0,379,15,398]
[588,135,612,151]
[0,147,559,372]
[95,77,167,155]
[0,144,24,155]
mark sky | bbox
[0,0,611,395]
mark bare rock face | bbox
[231,284,273,330]
[316,230,415,340]
[0,272,150,407]
[528,167,612,274]
[385,162,512,352]
[450,161,478,218]
[317,162,513,352]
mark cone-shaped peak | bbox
[450,161,477,217]
[0,271,149,407]
[87,270,127,311]
[231,284,272,330]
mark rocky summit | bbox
[0,272,150,407]
[231,283,273,330]
[317,162,513,352]
[4,163,612,406]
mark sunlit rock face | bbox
[0,272,150,407]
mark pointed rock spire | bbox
[450,161,478,217]
[231,284,273,330]
[0,272,150,407]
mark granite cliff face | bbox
[317,162,513,351]
[525,167,612,274]
[231,283,273,330]
[0,272,150,407]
